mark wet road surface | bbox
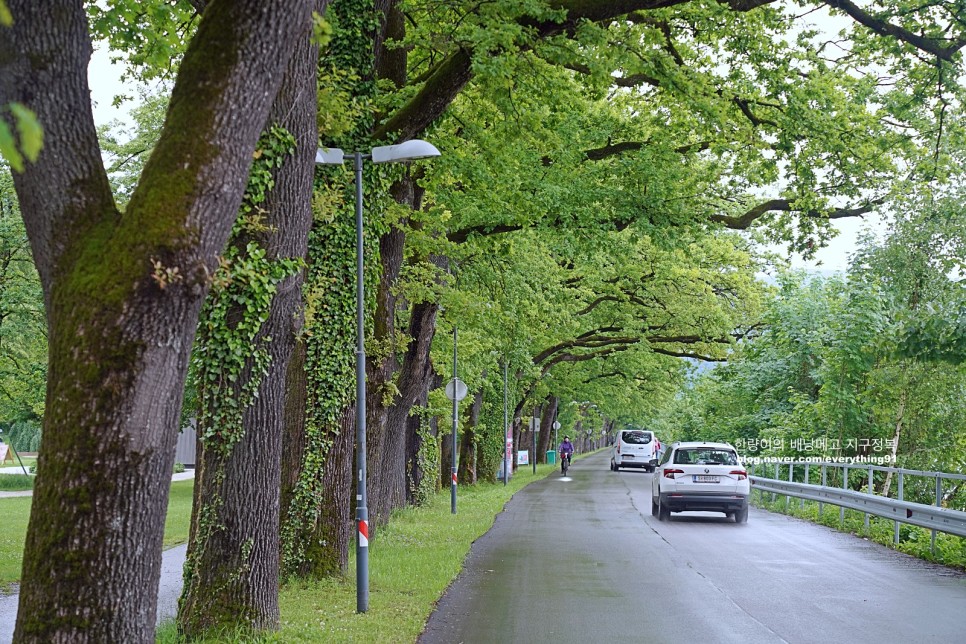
[419,451,966,643]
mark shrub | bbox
[3,420,42,452]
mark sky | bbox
[88,47,131,127]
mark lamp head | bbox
[315,147,345,165]
[371,140,441,163]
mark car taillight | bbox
[730,470,747,481]
[663,469,684,479]
[617,443,621,454]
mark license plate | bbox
[693,475,720,483]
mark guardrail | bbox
[748,461,966,548]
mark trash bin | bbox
[546,450,556,465]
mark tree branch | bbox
[710,197,884,230]
[823,0,966,61]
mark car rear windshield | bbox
[673,448,738,466]
[621,431,652,445]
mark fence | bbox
[748,461,966,550]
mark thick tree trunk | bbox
[280,340,308,543]
[407,372,442,505]
[366,219,406,527]
[440,430,454,489]
[311,406,355,575]
[179,16,318,633]
[458,388,484,484]
[538,396,557,462]
[394,299,440,494]
[5,1,309,641]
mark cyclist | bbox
[559,435,575,474]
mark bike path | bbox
[418,450,966,643]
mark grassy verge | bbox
[0,479,195,590]
[0,475,33,491]
[751,490,966,570]
[0,496,31,589]
[157,462,561,643]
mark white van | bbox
[610,429,659,472]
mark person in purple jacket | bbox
[559,436,575,473]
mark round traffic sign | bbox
[445,378,468,401]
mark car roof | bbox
[670,441,737,450]
[620,429,652,434]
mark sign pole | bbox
[451,326,458,514]
[532,411,537,475]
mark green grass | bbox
[0,496,31,590]
[0,474,34,491]
[164,480,195,548]
[156,461,564,643]
[0,479,196,589]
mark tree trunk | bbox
[179,16,318,634]
[458,387,484,484]
[407,373,442,506]
[280,339,308,548]
[880,389,907,497]
[538,396,557,462]
[6,1,309,640]
[366,218,407,527]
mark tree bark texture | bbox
[458,388,484,484]
[406,372,442,506]
[538,396,558,463]
[4,1,309,641]
[367,177,416,528]
[178,11,317,634]
[281,340,309,540]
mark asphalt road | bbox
[419,450,966,644]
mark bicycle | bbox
[560,453,571,476]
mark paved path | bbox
[419,451,966,643]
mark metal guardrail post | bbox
[866,465,873,530]
[933,475,942,554]
[895,471,904,545]
[773,463,779,503]
[841,465,848,524]
[787,463,793,510]
[820,465,826,518]
[803,464,809,510]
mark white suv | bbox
[610,429,659,472]
[651,441,749,523]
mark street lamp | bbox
[444,328,467,514]
[316,139,441,614]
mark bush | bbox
[2,420,42,452]
[173,462,186,474]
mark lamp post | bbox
[503,360,509,486]
[316,139,441,614]
[444,327,467,513]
